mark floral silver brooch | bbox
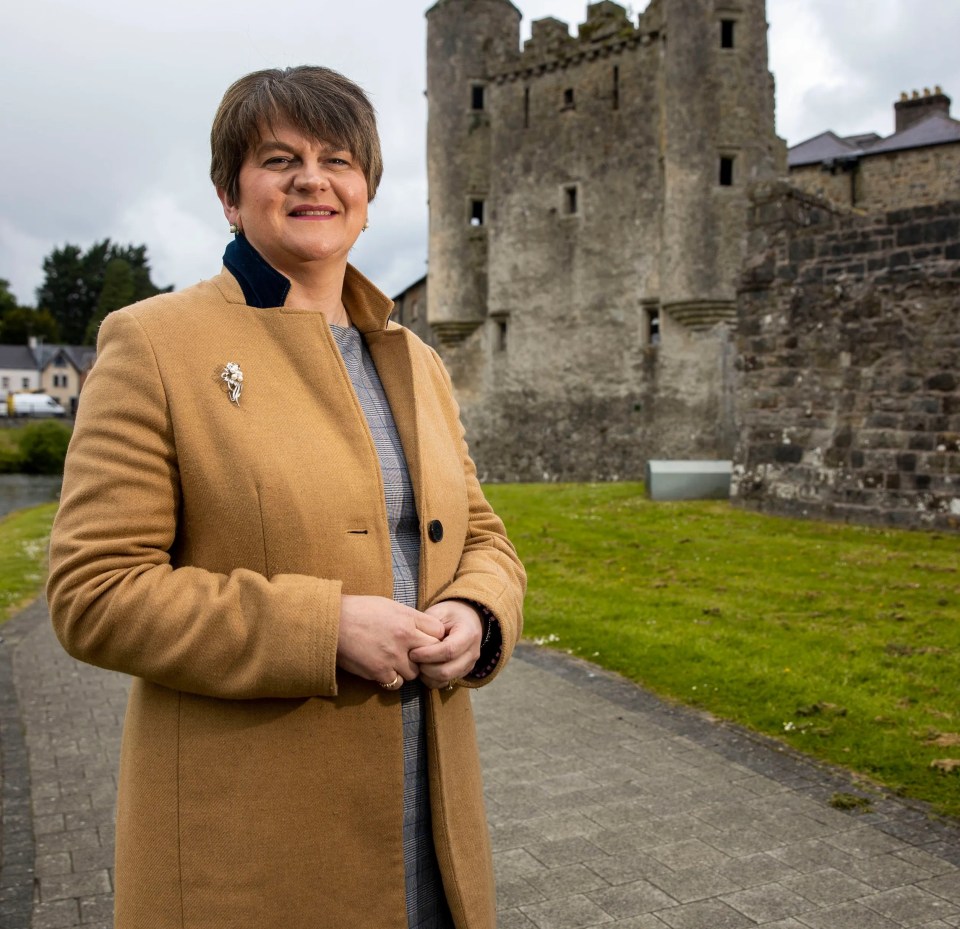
[220,362,244,405]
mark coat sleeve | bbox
[424,349,526,685]
[46,309,343,700]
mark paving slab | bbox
[1,601,958,928]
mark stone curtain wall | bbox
[789,142,960,213]
[733,182,960,530]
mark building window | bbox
[469,199,485,227]
[562,184,579,215]
[471,84,485,111]
[719,156,735,186]
[1,376,8,389]
[22,377,30,389]
[642,303,661,346]
[496,318,508,352]
[720,19,735,49]
[562,88,575,110]
[411,297,420,322]
[523,86,530,128]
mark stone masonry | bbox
[424,0,784,482]
[732,182,960,530]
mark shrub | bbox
[15,421,72,474]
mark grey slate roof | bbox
[788,131,862,168]
[0,343,96,374]
[789,114,960,168]
[34,344,96,372]
[0,345,39,370]
[864,113,960,155]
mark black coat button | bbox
[427,519,444,543]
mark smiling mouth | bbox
[290,209,335,217]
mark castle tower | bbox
[425,0,521,345]
[659,0,782,327]
[423,0,783,481]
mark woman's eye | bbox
[264,156,292,166]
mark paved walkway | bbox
[1,600,959,929]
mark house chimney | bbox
[895,86,951,133]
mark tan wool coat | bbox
[46,264,526,929]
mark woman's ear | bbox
[217,188,240,226]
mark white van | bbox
[3,393,68,417]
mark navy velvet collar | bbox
[222,235,291,308]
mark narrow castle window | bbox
[496,318,508,352]
[563,184,579,215]
[643,305,661,346]
[720,20,735,49]
[523,86,530,128]
[612,65,620,110]
[471,84,485,110]
[562,87,575,110]
[719,156,735,186]
[470,199,485,226]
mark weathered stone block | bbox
[908,433,936,451]
[774,444,803,464]
[924,218,960,242]
[896,452,918,472]
[866,413,899,429]
[896,225,925,247]
[927,372,958,391]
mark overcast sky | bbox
[3,0,959,308]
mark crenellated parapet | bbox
[491,0,662,82]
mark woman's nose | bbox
[293,166,330,191]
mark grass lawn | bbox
[4,487,958,819]
[0,502,58,623]
[484,482,960,820]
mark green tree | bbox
[0,278,18,320]
[0,306,60,344]
[16,421,72,475]
[84,258,135,344]
[36,240,171,344]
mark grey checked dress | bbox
[331,323,454,929]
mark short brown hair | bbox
[210,66,383,205]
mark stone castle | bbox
[389,0,960,528]
[419,0,785,482]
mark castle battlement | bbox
[492,0,661,82]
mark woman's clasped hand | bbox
[337,595,483,689]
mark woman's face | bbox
[218,121,369,278]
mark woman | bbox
[47,66,525,929]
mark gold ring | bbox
[379,674,403,691]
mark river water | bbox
[0,474,62,519]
